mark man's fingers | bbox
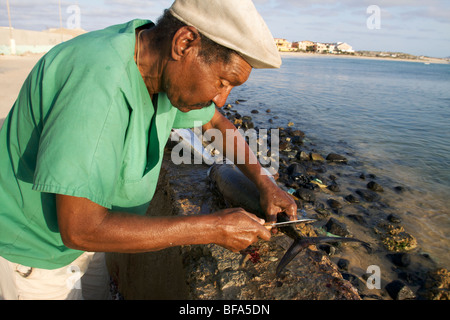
[285,202,298,220]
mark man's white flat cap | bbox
[169,0,282,69]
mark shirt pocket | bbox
[111,166,160,213]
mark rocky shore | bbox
[217,101,449,300]
[107,100,448,301]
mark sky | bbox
[1,0,450,58]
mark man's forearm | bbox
[203,110,276,191]
[56,194,270,253]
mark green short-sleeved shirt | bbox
[0,19,215,269]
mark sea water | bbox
[227,54,450,267]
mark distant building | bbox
[274,38,294,51]
[292,40,314,52]
[314,42,328,53]
[335,42,355,53]
[323,43,336,53]
[275,38,355,54]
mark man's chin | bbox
[176,104,212,113]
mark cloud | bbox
[1,0,449,56]
[0,0,174,31]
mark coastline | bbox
[220,102,450,300]
[279,51,450,65]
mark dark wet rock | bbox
[367,181,384,192]
[327,199,343,210]
[240,116,254,130]
[359,173,376,180]
[304,183,321,192]
[289,129,306,138]
[356,189,381,202]
[266,109,271,113]
[295,188,316,202]
[394,186,406,193]
[314,207,331,220]
[341,272,366,292]
[296,151,310,161]
[387,213,402,223]
[287,163,306,176]
[324,218,350,237]
[385,280,416,300]
[279,141,292,152]
[398,270,426,287]
[326,153,348,164]
[251,109,259,114]
[347,214,368,226]
[328,174,338,181]
[313,165,327,174]
[327,183,340,192]
[387,252,411,268]
[285,150,297,159]
[242,120,254,130]
[355,205,370,216]
[344,194,359,203]
[337,258,350,271]
[318,244,336,256]
[291,174,310,185]
[290,135,304,146]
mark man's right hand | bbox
[211,208,271,252]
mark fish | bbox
[207,163,372,277]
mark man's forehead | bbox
[222,54,252,85]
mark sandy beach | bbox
[0,53,44,127]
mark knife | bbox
[264,218,316,229]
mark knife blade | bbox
[264,218,316,229]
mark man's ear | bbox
[171,26,201,61]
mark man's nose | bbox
[212,86,233,108]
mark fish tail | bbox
[276,238,309,277]
[275,236,372,277]
[309,236,373,254]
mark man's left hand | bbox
[258,180,297,227]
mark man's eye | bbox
[220,81,229,89]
